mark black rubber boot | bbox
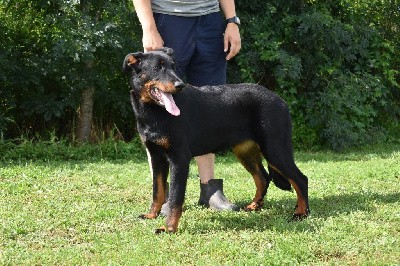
[198,179,239,211]
[161,179,239,215]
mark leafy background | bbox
[0,0,399,149]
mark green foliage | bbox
[0,0,141,139]
[234,0,399,149]
[1,0,399,148]
[0,136,146,162]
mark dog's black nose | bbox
[174,81,185,90]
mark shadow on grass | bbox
[306,191,399,217]
[183,191,399,234]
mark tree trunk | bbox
[76,84,95,142]
[76,0,95,143]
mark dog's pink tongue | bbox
[160,91,180,116]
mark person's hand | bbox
[142,26,164,52]
[224,23,241,60]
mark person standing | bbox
[132,0,241,212]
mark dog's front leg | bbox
[156,149,191,234]
[139,143,169,219]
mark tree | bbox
[1,0,398,149]
[0,0,141,141]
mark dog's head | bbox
[123,48,184,116]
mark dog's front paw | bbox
[291,213,308,221]
[243,201,263,212]
[139,213,158,219]
[155,226,176,234]
[291,206,310,221]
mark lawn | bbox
[1,142,399,265]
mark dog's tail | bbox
[268,166,292,191]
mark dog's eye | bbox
[153,65,162,70]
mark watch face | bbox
[227,16,240,25]
[235,17,240,25]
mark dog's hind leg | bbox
[232,140,272,211]
[258,105,310,219]
[268,165,292,191]
[263,145,309,219]
[271,163,309,220]
[139,143,169,220]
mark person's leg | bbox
[188,12,226,185]
[187,12,238,211]
[195,154,214,184]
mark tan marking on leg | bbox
[288,180,308,216]
[154,173,167,211]
[233,140,266,211]
[141,151,167,219]
[156,206,183,233]
[141,173,166,219]
[269,164,308,216]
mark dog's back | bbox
[175,83,291,157]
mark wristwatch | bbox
[226,16,240,26]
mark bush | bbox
[234,0,399,149]
[0,0,141,140]
[1,0,399,149]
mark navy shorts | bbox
[154,12,227,86]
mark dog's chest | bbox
[136,116,174,144]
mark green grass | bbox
[1,141,399,265]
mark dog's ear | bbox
[159,47,174,57]
[123,52,143,75]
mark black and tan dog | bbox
[123,48,309,233]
